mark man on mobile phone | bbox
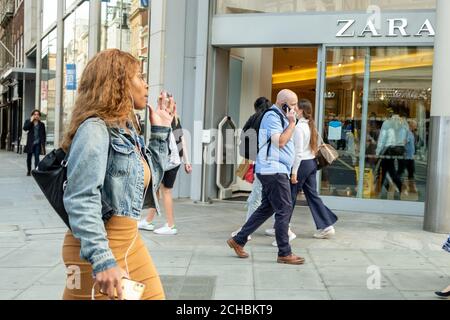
[23,109,46,176]
[228,89,305,265]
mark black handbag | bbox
[31,148,71,230]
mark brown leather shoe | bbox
[227,238,249,259]
[277,254,305,265]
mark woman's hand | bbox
[185,163,193,174]
[291,174,298,185]
[95,266,128,300]
[148,91,176,127]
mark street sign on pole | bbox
[66,64,77,91]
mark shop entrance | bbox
[222,46,320,199]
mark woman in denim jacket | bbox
[61,49,174,300]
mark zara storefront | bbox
[202,0,437,216]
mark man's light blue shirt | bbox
[256,106,295,175]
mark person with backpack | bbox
[290,99,338,239]
[60,49,174,300]
[232,97,297,243]
[232,97,269,241]
[228,89,305,265]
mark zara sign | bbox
[336,18,435,38]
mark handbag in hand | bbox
[316,135,339,170]
[244,164,255,184]
[236,160,251,180]
[32,148,71,229]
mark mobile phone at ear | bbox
[282,104,290,114]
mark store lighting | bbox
[351,90,356,118]
[377,80,382,84]
[272,51,433,85]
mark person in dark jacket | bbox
[23,109,46,176]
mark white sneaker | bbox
[231,229,251,241]
[271,229,297,247]
[138,220,155,231]
[154,224,178,235]
[313,226,335,239]
[265,229,276,237]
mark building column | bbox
[88,0,102,59]
[53,0,64,148]
[148,0,167,137]
[35,0,42,110]
[424,0,450,233]
[189,0,210,201]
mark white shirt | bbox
[292,118,316,174]
[166,131,182,171]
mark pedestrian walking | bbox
[23,109,46,176]
[232,97,297,244]
[290,99,338,239]
[227,89,305,265]
[61,49,174,300]
[139,103,193,235]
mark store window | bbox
[42,0,58,33]
[40,29,57,148]
[364,47,433,202]
[216,0,436,14]
[321,47,366,198]
[101,0,149,79]
[65,0,79,12]
[321,46,433,202]
[63,0,90,127]
[101,0,149,129]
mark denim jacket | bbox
[63,118,170,275]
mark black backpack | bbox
[239,108,285,161]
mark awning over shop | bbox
[0,67,37,84]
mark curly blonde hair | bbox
[61,49,141,151]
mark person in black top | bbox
[242,97,271,132]
[23,109,46,176]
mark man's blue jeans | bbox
[234,173,293,257]
[27,143,41,173]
